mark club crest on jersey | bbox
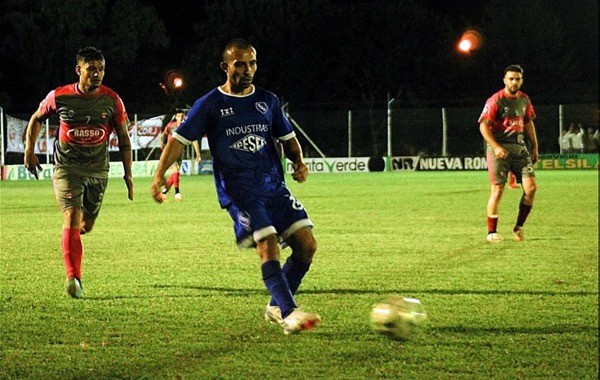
[220,107,234,117]
[238,211,251,230]
[230,133,267,153]
[255,102,268,114]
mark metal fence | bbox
[2,103,598,166]
[289,103,598,158]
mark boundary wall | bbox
[2,154,596,180]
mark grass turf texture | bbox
[0,171,597,379]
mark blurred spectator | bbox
[560,128,571,153]
[584,127,598,153]
[567,122,584,153]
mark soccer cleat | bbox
[65,277,84,299]
[282,309,321,335]
[486,232,503,243]
[513,226,524,241]
[264,304,285,325]
[174,193,183,201]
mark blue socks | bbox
[268,256,311,309]
[262,260,296,318]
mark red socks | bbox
[171,171,180,188]
[62,228,83,280]
[165,171,180,190]
[487,216,498,233]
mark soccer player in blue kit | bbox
[151,39,321,335]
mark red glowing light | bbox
[457,29,482,54]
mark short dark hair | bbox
[222,38,253,62]
[504,64,524,76]
[76,47,104,64]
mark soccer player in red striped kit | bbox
[24,47,133,298]
[479,64,539,243]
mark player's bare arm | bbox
[479,121,507,159]
[24,109,46,179]
[193,140,201,163]
[282,137,308,183]
[151,138,185,202]
[115,121,134,200]
[524,120,539,164]
[161,128,169,149]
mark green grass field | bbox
[1,171,598,379]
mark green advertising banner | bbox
[535,154,598,170]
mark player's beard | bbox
[507,86,519,95]
[89,79,102,90]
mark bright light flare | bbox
[458,39,473,52]
[457,29,482,54]
[173,77,183,88]
[161,69,185,94]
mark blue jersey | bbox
[173,86,296,208]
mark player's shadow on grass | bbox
[151,285,596,297]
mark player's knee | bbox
[529,183,537,194]
[294,234,317,262]
[256,234,280,261]
[305,237,317,257]
[524,181,537,196]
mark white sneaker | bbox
[486,232,503,243]
[513,226,524,241]
[174,193,183,201]
[65,278,83,299]
[283,309,321,335]
[264,304,285,325]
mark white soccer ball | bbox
[370,296,426,341]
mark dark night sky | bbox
[143,0,488,71]
[0,0,596,114]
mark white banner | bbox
[6,115,57,154]
[6,114,165,154]
[108,115,164,152]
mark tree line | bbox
[1,0,597,115]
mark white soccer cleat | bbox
[174,193,183,201]
[513,226,524,242]
[264,304,285,325]
[486,232,503,243]
[65,278,83,299]
[283,309,321,335]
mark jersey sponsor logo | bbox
[225,124,269,136]
[503,118,524,136]
[66,126,107,145]
[255,102,268,114]
[230,133,267,153]
[220,107,234,117]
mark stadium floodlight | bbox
[160,69,185,95]
[457,29,482,54]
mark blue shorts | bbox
[224,175,313,249]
